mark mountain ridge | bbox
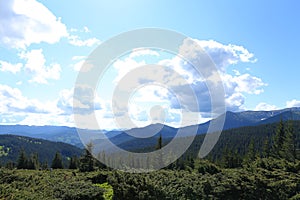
[1,107,300,147]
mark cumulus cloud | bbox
[59,87,104,115]
[19,49,61,84]
[0,84,57,114]
[286,99,300,108]
[0,60,23,73]
[195,40,257,70]
[220,73,266,111]
[108,39,265,126]
[0,0,68,49]
[177,39,264,111]
[0,84,111,128]
[232,74,266,95]
[0,0,99,49]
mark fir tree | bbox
[282,120,296,162]
[79,143,95,172]
[17,148,27,169]
[262,137,270,158]
[245,139,256,163]
[69,156,79,169]
[51,152,63,169]
[155,134,163,168]
[30,153,40,169]
[41,161,48,170]
[272,119,285,158]
[156,134,162,150]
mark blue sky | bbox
[0,0,300,130]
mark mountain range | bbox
[91,107,300,151]
[0,107,300,149]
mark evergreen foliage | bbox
[51,151,63,169]
[79,143,95,172]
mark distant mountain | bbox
[187,107,300,135]
[92,107,300,152]
[0,125,111,148]
[0,135,83,166]
[1,107,300,149]
[256,109,300,125]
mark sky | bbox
[0,0,300,130]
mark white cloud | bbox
[73,60,85,71]
[0,83,118,128]
[69,26,90,33]
[195,39,257,70]
[254,102,278,111]
[68,35,100,47]
[58,87,105,115]
[0,84,58,114]
[225,93,245,111]
[19,49,61,84]
[222,73,266,95]
[0,60,23,73]
[113,57,146,83]
[18,113,74,127]
[109,39,265,120]
[286,99,300,108]
[0,0,68,49]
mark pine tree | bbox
[69,156,79,169]
[156,134,162,150]
[282,120,296,162]
[246,139,256,162]
[17,148,27,169]
[155,134,163,168]
[222,145,236,168]
[41,161,48,170]
[51,152,63,169]
[272,119,285,158]
[262,137,270,158]
[30,153,40,170]
[27,156,35,169]
[79,143,95,172]
[233,149,242,167]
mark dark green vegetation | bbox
[1,159,299,199]
[0,169,105,200]
[0,135,83,168]
[0,119,300,199]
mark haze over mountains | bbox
[0,107,300,148]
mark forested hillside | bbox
[0,135,83,168]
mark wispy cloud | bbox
[68,35,100,47]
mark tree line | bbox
[14,143,104,172]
